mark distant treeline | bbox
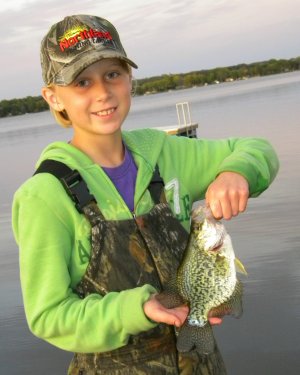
[1,56,300,118]
[0,95,49,118]
[135,56,300,95]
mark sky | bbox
[0,0,299,100]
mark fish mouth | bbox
[204,222,226,252]
[209,242,224,252]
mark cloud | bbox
[0,0,299,99]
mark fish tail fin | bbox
[178,342,227,375]
[177,322,216,355]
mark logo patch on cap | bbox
[59,25,113,52]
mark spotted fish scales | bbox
[157,203,246,355]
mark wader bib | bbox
[35,161,227,375]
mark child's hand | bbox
[143,295,223,327]
[143,294,189,328]
[205,171,249,220]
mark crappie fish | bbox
[157,203,246,355]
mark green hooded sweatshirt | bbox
[12,128,279,354]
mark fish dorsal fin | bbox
[235,257,248,275]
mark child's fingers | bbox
[143,296,188,327]
[238,189,249,212]
[159,306,188,327]
[208,317,223,325]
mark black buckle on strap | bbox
[148,165,164,204]
[61,170,95,213]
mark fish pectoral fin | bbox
[210,280,244,319]
[177,321,216,355]
[235,257,248,275]
[155,290,186,309]
[230,280,244,318]
[209,272,244,320]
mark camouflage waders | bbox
[35,161,227,375]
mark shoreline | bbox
[1,56,299,117]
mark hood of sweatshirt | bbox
[37,128,166,171]
[35,128,168,217]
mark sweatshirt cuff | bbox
[217,162,256,193]
[119,284,158,335]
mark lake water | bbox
[1,71,300,374]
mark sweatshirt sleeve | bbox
[12,188,157,353]
[213,137,279,196]
[161,136,279,202]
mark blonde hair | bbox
[50,106,72,128]
[45,84,72,128]
[47,60,132,128]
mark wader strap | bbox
[34,159,96,214]
[34,159,164,210]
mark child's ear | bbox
[41,87,64,112]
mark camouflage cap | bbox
[40,15,138,86]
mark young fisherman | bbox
[12,14,279,374]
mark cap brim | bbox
[52,50,138,86]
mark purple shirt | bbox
[102,146,137,212]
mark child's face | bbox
[51,58,132,139]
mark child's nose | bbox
[94,81,112,100]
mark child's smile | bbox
[93,107,117,118]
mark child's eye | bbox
[106,71,121,80]
[75,79,90,88]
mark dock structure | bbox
[155,123,198,138]
[155,102,198,138]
